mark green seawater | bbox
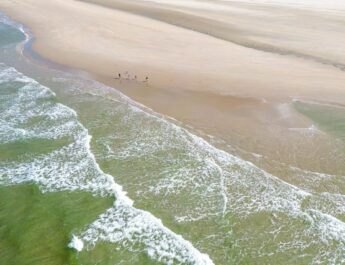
[0,21,116,265]
[0,185,112,265]
[295,101,345,141]
[0,17,345,265]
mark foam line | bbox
[0,63,214,265]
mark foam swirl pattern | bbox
[0,64,214,265]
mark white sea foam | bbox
[71,71,345,264]
[305,210,345,264]
[95,91,311,218]
[68,235,84,252]
[1,61,345,264]
[81,204,214,265]
[2,10,345,263]
[0,64,214,265]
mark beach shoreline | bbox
[1,0,345,175]
[1,3,345,264]
[1,0,345,100]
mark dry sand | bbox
[0,0,345,174]
[1,0,345,102]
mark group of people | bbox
[114,71,149,83]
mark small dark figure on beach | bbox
[133,75,137,80]
[144,76,149,83]
[114,73,121,79]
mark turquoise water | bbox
[0,22,24,46]
[0,16,345,265]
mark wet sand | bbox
[1,0,345,175]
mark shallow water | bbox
[0,16,344,265]
[295,101,345,141]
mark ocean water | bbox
[0,16,344,265]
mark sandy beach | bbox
[0,0,344,100]
[1,2,345,264]
[1,0,345,173]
